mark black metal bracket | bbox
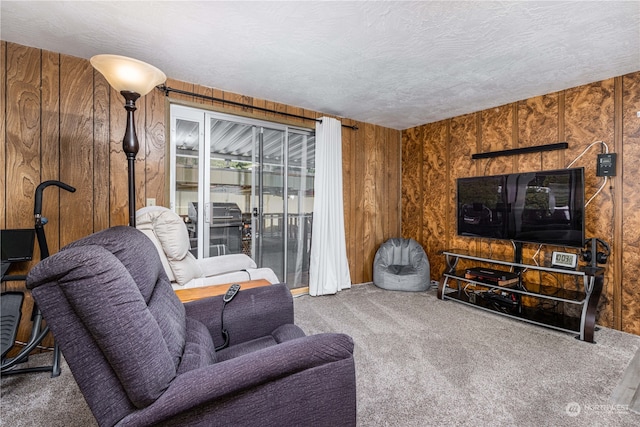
[472,142,568,159]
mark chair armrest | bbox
[196,253,256,277]
[183,284,293,348]
[119,333,354,426]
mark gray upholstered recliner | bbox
[373,238,430,292]
[26,226,356,427]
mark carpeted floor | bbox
[2,283,639,426]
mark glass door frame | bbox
[169,103,315,286]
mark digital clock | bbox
[551,251,578,269]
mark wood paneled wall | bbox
[403,72,640,335]
[1,41,401,347]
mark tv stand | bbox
[437,250,604,342]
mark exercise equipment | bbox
[1,180,75,377]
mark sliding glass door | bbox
[170,105,315,288]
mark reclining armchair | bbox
[27,226,356,426]
[136,206,279,289]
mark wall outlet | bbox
[146,198,156,206]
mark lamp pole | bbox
[90,54,165,227]
[121,90,141,227]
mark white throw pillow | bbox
[143,207,203,286]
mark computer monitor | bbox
[1,229,36,262]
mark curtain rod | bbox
[158,85,358,130]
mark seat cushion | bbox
[216,324,306,362]
[387,264,417,275]
[177,317,217,375]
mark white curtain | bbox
[309,117,352,296]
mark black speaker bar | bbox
[472,142,568,159]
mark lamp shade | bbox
[90,54,166,96]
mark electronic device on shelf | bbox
[464,267,519,286]
[456,167,585,248]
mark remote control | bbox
[223,284,241,303]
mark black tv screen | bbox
[457,168,585,248]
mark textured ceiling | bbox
[1,1,639,130]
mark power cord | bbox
[566,140,609,207]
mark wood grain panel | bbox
[352,121,366,283]
[60,54,94,244]
[41,50,61,252]
[224,90,252,115]
[402,126,422,242]
[1,41,6,226]
[380,126,390,239]
[564,79,615,327]
[3,43,42,353]
[193,84,216,107]
[5,43,41,229]
[373,125,384,247]
[165,78,195,103]
[342,120,355,282]
[285,103,304,127]
[422,120,448,279]
[272,97,289,124]
[622,71,640,335]
[145,86,167,207]
[612,76,623,331]
[362,123,377,282]
[250,96,267,120]
[480,104,514,175]
[518,94,561,170]
[284,104,306,131]
[34,49,59,350]
[133,88,147,217]
[93,69,110,231]
[448,113,476,251]
[263,98,279,122]
[350,119,366,283]
[387,127,401,238]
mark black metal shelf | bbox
[443,270,587,303]
[438,250,603,342]
[443,290,582,334]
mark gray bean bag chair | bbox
[373,238,430,291]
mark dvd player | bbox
[465,267,518,282]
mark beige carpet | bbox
[2,283,640,426]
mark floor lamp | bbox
[90,54,166,227]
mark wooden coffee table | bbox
[174,279,271,303]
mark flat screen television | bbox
[457,168,585,248]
